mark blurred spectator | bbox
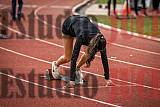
[107,0,117,16]
[152,0,160,14]
[133,0,147,16]
[11,0,23,21]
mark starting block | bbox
[42,69,87,85]
[43,69,70,82]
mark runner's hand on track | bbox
[105,80,115,86]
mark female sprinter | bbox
[48,15,114,87]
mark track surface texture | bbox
[0,0,160,107]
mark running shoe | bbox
[75,68,84,85]
[51,61,61,79]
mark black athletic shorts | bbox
[62,16,76,38]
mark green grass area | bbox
[88,15,160,37]
[144,17,152,35]
[96,0,125,4]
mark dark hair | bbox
[86,34,106,66]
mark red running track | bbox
[0,0,160,107]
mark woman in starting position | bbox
[49,15,114,87]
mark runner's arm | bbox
[70,37,82,81]
[100,48,110,80]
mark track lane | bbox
[0,46,160,107]
[0,0,158,106]
[0,40,160,90]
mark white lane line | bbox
[34,3,160,56]
[0,4,38,8]
[34,4,59,29]
[23,5,38,8]
[106,56,160,71]
[0,46,159,91]
[0,21,160,71]
[0,6,9,10]
[110,42,160,56]
[50,5,71,9]
[98,21,160,42]
[0,5,71,9]
[0,71,121,107]
[59,84,137,90]
[1,2,160,69]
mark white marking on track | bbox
[130,54,133,57]
[59,84,137,90]
[0,46,159,91]
[0,1,160,70]
[50,5,71,9]
[34,4,160,56]
[0,21,160,71]
[0,6,9,10]
[0,5,71,9]
[0,71,121,107]
[110,42,160,56]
